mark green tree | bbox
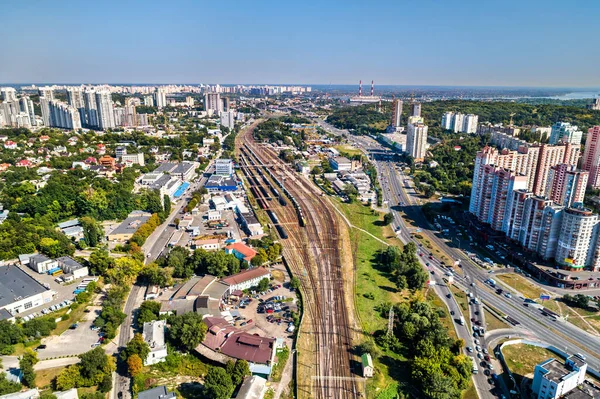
[167,312,208,352]
[56,365,81,390]
[342,184,358,202]
[163,195,171,218]
[0,372,21,395]
[290,276,300,290]
[80,216,103,247]
[88,249,115,276]
[383,212,394,225]
[231,360,250,386]
[203,366,234,399]
[137,301,161,325]
[121,333,150,363]
[257,278,270,292]
[19,351,38,388]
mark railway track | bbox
[236,125,360,399]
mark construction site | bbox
[235,121,364,399]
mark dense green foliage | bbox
[380,298,471,399]
[203,366,234,399]
[562,294,590,310]
[121,333,150,364]
[327,105,388,134]
[56,347,115,390]
[253,118,307,150]
[378,243,428,290]
[422,100,600,131]
[137,301,161,325]
[94,285,128,339]
[0,317,57,355]
[167,312,208,352]
[165,247,242,279]
[129,213,161,246]
[19,351,38,387]
[413,134,487,195]
[0,373,21,395]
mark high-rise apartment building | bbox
[45,100,82,130]
[549,122,583,145]
[67,88,86,126]
[390,99,403,130]
[546,164,588,207]
[143,95,155,107]
[440,112,478,133]
[406,122,428,162]
[155,89,167,108]
[555,208,599,269]
[95,91,116,130]
[40,96,51,126]
[488,169,528,231]
[19,97,36,127]
[84,90,99,128]
[503,189,534,241]
[519,196,554,253]
[38,86,54,100]
[0,87,17,102]
[532,143,579,196]
[582,126,600,189]
[410,102,421,117]
[204,92,222,114]
[220,111,235,129]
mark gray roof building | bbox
[138,386,175,399]
[0,265,47,308]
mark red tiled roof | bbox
[225,242,258,261]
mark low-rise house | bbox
[221,266,270,292]
[54,389,78,399]
[361,353,374,378]
[29,254,58,274]
[224,242,258,263]
[4,141,17,150]
[207,210,221,221]
[0,389,40,399]
[137,386,175,399]
[56,256,88,279]
[143,320,168,365]
[107,211,151,242]
[194,238,221,251]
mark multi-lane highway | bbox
[306,112,600,396]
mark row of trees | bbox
[0,317,57,355]
[129,213,162,247]
[161,246,243,279]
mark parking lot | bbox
[15,264,90,319]
[36,306,103,359]
[233,268,299,346]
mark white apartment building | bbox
[406,122,428,162]
[215,159,234,176]
[143,320,168,365]
[532,356,587,399]
[555,207,599,269]
[549,122,583,145]
[155,89,167,108]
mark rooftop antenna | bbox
[359,80,362,97]
[370,80,374,97]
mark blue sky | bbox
[2,0,599,86]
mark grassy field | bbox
[334,200,410,396]
[334,144,364,157]
[52,304,89,336]
[502,344,555,379]
[485,312,509,331]
[11,340,41,356]
[496,273,548,300]
[35,366,65,389]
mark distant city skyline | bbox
[2,0,600,87]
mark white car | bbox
[476,345,482,352]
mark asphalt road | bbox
[112,159,217,399]
[306,113,600,397]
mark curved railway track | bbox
[236,125,360,399]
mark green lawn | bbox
[502,344,555,381]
